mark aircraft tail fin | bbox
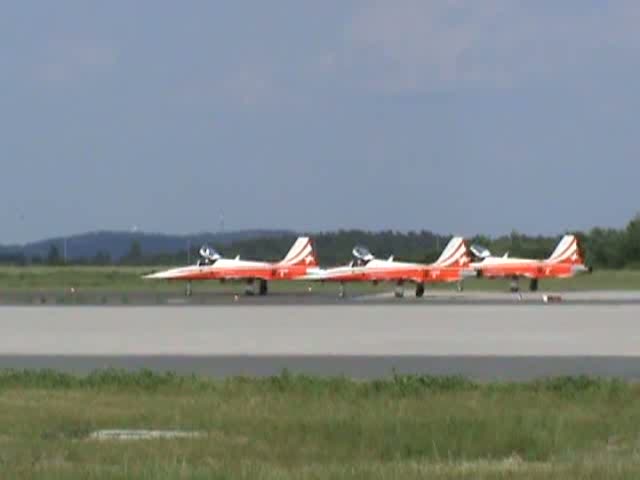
[547,235,584,265]
[279,237,318,267]
[433,236,471,267]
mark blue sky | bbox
[1,1,639,243]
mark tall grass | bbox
[0,368,630,395]
[1,370,639,478]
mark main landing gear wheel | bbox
[339,282,346,299]
[245,279,255,296]
[509,277,520,293]
[258,279,268,296]
[415,283,425,298]
[529,278,539,292]
[394,281,405,298]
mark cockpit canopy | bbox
[470,244,492,260]
[199,245,222,263]
[352,245,374,263]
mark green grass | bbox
[0,266,639,293]
[1,370,640,478]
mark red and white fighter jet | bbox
[301,236,471,298]
[467,234,591,292]
[144,237,317,296]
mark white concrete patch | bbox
[542,294,563,303]
[166,298,189,305]
[89,429,205,441]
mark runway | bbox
[1,304,640,380]
[2,289,640,306]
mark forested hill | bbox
[1,214,639,269]
[0,230,292,263]
[182,217,639,269]
[111,214,640,269]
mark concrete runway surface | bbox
[1,304,640,380]
[3,289,640,306]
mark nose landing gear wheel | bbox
[339,282,346,299]
[529,278,539,292]
[185,281,192,297]
[258,279,268,296]
[415,283,425,298]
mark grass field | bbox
[1,370,639,479]
[0,266,639,293]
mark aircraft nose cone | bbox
[143,270,171,279]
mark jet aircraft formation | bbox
[144,234,590,297]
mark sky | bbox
[1,1,639,243]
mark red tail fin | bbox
[433,236,471,268]
[547,235,584,265]
[279,237,318,267]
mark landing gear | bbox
[415,283,425,298]
[394,281,405,298]
[509,276,520,293]
[244,279,268,296]
[185,281,192,297]
[258,279,268,296]
[245,279,255,296]
[339,282,346,299]
[457,281,464,292]
[529,278,539,292]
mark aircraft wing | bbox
[361,267,424,284]
[472,262,541,279]
[421,266,467,283]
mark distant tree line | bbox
[1,215,639,269]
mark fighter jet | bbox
[467,234,591,292]
[144,236,317,296]
[301,236,471,298]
